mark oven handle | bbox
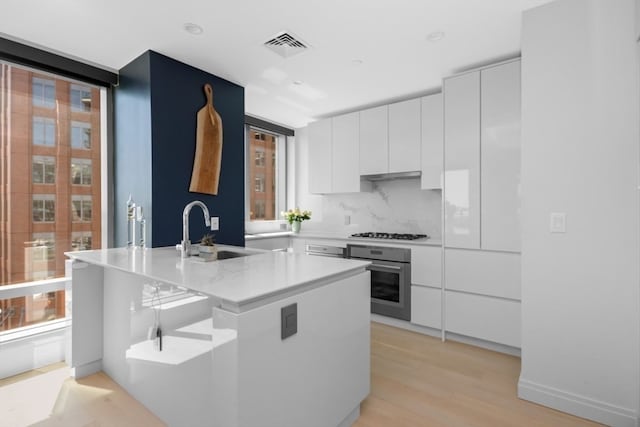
[367,263,402,271]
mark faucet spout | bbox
[180,201,211,258]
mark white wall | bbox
[519,1,640,426]
[295,127,442,238]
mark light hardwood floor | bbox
[0,322,602,427]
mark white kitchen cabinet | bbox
[389,98,421,173]
[411,246,441,287]
[359,105,388,175]
[290,237,306,253]
[480,61,521,252]
[443,71,481,249]
[307,118,332,194]
[444,249,520,300]
[445,291,520,348]
[411,286,441,329]
[308,114,369,194]
[421,93,443,189]
[332,112,361,193]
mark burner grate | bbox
[350,232,429,241]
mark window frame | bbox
[32,155,56,184]
[70,120,91,149]
[71,195,93,223]
[32,194,56,223]
[32,116,56,146]
[71,157,92,185]
[32,77,55,108]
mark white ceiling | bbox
[0,0,552,129]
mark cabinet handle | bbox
[368,263,401,271]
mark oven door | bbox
[367,260,411,321]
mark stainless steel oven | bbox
[346,244,411,321]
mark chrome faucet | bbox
[178,201,211,258]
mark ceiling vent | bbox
[263,31,310,58]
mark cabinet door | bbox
[445,291,520,348]
[421,93,443,189]
[332,112,360,193]
[307,119,332,194]
[411,246,442,287]
[444,249,520,300]
[444,72,481,249]
[481,61,521,252]
[411,286,441,329]
[359,105,388,175]
[389,98,421,173]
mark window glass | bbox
[71,195,92,222]
[1,61,104,333]
[33,116,56,146]
[71,121,91,149]
[32,156,56,184]
[32,77,55,108]
[247,128,284,221]
[32,194,55,222]
[71,158,92,185]
[70,84,91,112]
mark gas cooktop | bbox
[349,232,429,241]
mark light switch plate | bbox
[550,212,566,233]
[210,217,219,231]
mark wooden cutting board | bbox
[189,83,223,195]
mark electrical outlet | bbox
[549,212,566,233]
[211,217,219,231]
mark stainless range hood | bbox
[360,171,421,181]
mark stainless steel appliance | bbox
[346,244,411,321]
[350,232,428,241]
[305,244,345,258]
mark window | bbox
[71,121,91,149]
[71,231,92,251]
[30,233,55,262]
[255,175,265,192]
[255,149,265,167]
[1,60,105,336]
[71,158,92,185]
[246,127,286,221]
[32,194,55,222]
[32,116,56,146]
[253,200,265,219]
[32,77,55,108]
[70,84,91,112]
[71,195,92,222]
[32,156,55,184]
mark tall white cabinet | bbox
[307,119,332,194]
[359,105,388,175]
[442,59,522,349]
[443,59,521,252]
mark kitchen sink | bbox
[216,250,248,260]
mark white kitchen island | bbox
[66,246,371,427]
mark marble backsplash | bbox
[300,178,442,239]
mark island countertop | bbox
[66,246,370,311]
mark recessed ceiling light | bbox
[293,80,303,85]
[426,31,445,42]
[352,59,364,65]
[183,23,204,35]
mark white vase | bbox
[291,221,301,233]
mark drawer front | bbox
[411,246,442,287]
[445,291,520,348]
[445,249,520,300]
[411,286,441,329]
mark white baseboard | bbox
[518,377,639,427]
[71,359,102,379]
[0,327,67,379]
[339,405,360,427]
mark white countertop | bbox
[246,230,442,247]
[66,245,370,311]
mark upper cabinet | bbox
[389,99,421,173]
[308,113,370,194]
[421,93,443,190]
[359,105,388,175]
[332,112,361,193]
[307,118,333,194]
[444,71,481,249]
[443,59,521,252]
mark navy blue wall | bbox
[114,51,245,248]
